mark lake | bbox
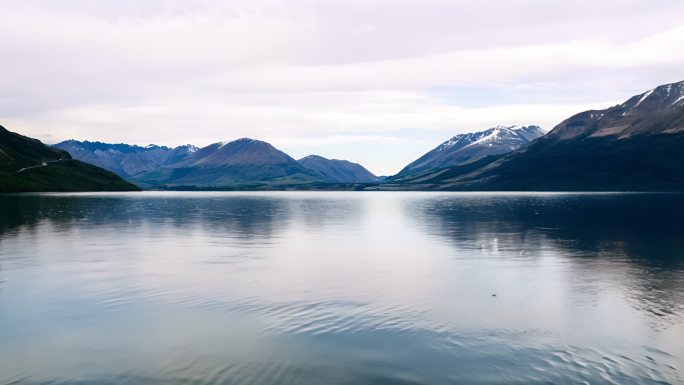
[0,192,683,384]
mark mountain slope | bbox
[298,155,378,183]
[389,80,684,191]
[396,125,544,176]
[137,138,324,187]
[53,140,197,178]
[0,125,140,192]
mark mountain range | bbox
[393,125,544,177]
[383,80,684,191]
[53,126,533,189]
[297,155,379,183]
[3,79,683,192]
[53,140,198,178]
[55,138,380,188]
[135,138,324,188]
[0,125,139,192]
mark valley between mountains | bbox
[2,80,684,192]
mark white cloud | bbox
[0,0,682,174]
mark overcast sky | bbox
[1,0,683,174]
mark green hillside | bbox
[0,124,140,192]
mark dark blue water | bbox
[0,192,682,384]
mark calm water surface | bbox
[0,192,683,384]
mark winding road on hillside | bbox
[17,159,66,173]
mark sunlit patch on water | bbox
[0,192,682,384]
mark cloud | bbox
[0,0,682,174]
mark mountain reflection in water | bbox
[0,192,682,385]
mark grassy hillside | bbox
[0,124,140,192]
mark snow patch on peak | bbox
[633,89,654,108]
[496,125,543,135]
[438,125,541,151]
[439,137,460,150]
[493,124,520,131]
[672,84,684,105]
[674,94,684,106]
[468,128,504,146]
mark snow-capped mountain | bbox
[383,80,684,191]
[551,80,684,141]
[397,125,544,175]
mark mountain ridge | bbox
[395,125,544,176]
[53,140,198,178]
[0,125,140,192]
[383,80,684,191]
[132,138,325,188]
[297,155,378,183]
[55,137,381,188]
[35,79,684,191]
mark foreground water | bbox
[0,192,682,385]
